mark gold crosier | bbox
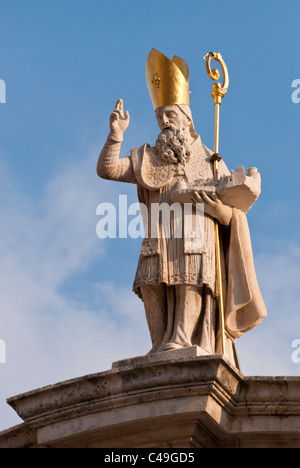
[204,52,229,356]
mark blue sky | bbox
[0,0,300,430]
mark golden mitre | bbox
[146,49,190,110]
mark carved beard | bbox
[155,124,191,165]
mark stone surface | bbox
[112,345,209,370]
[0,355,299,448]
[217,166,261,213]
[172,166,262,214]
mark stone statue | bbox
[97,49,267,367]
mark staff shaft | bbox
[214,102,220,156]
[213,102,226,356]
[204,51,229,357]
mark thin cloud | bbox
[237,243,300,376]
[0,151,148,431]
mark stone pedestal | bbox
[0,352,299,448]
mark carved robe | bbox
[97,134,267,363]
[132,136,222,296]
[130,136,266,359]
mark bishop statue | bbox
[97,49,267,367]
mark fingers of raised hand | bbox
[114,98,125,117]
[115,98,123,110]
[110,111,121,122]
[124,110,130,122]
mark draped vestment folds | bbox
[128,136,266,361]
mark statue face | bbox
[155,105,187,132]
[155,105,192,165]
